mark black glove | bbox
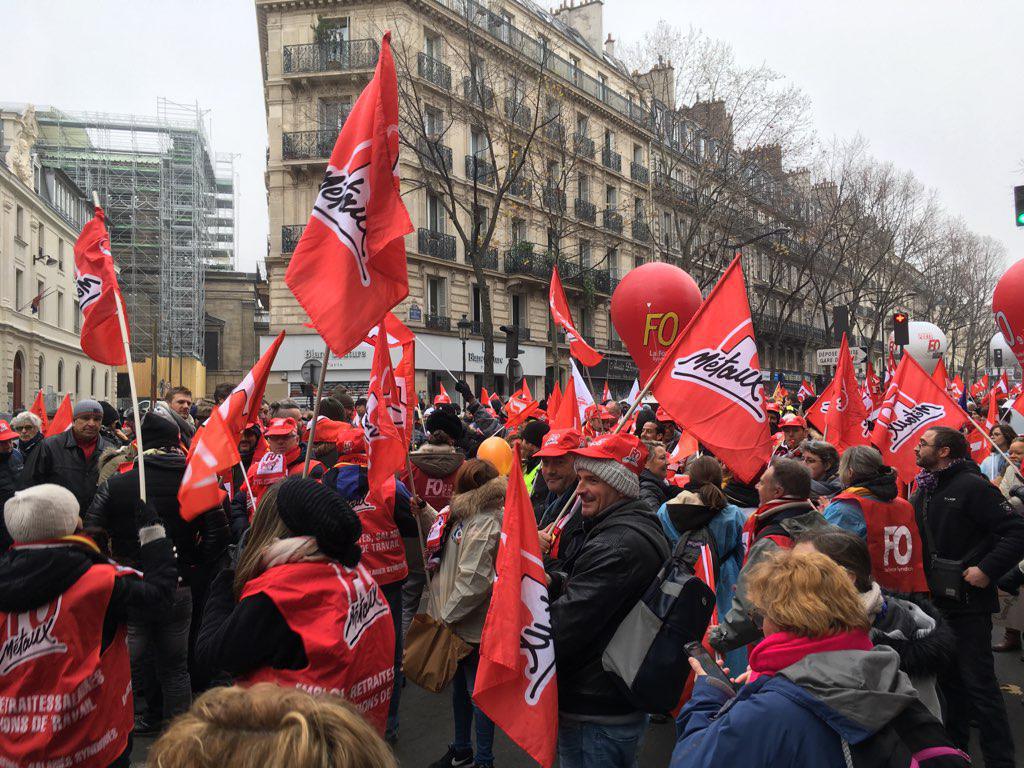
[998,566,1024,596]
[134,499,161,529]
[453,380,474,400]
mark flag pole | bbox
[302,344,332,477]
[97,191,146,503]
[962,411,1016,470]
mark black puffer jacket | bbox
[911,461,1024,614]
[85,450,230,584]
[21,430,114,512]
[549,497,669,718]
[639,469,673,514]
[871,590,956,679]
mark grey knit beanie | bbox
[4,484,80,543]
[73,399,103,418]
[574,455,641,499]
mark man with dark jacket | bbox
[548,432,669,768]
[911,426,1024,768]
[535,428,584,566]
[0,484,176,767]
[86,408,230,732]
[519,419,550,517]
[21,399,113,511]
[0,421,24,549]
[639,440,672,513]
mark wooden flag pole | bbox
[302,344,332,477]
[96,191,146,503]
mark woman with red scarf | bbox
[672,549,967,767]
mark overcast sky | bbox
[2,0,1021,271]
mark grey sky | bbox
[3,0,1021,271]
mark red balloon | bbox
[993,259,1024,369]
[610,263,703,381]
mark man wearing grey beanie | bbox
[546,432,670,768]
[21,398,115,511]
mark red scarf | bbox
[748,630,873,682]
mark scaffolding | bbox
[33,98,216,364]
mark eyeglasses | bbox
[917,439,935,448]
[14,425,34,432]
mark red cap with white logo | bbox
[534,428,585,458]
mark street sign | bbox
[816,346,867,366]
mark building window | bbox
[634,197,644,218]
[74,365,80,398]
[58,239,65,271]
[15,270,24,310]
[579,240,591,269]
[204,330,221,369]
[426,192,444,231]
[38,356,44,389]
[472,285,482,322]
[424,106,444,137]
[633,144,644,164]
[37,222,45,254]
[73,299,81,333]
[36,281,44,318]
[511,294,525,327]
[604,128,615,151]
[15,206,25,242]
[423,31,442,60]
[577,173,590,201]
[316,16,349,43]
[662,212,673,247]
[576,113,588,137]
[510,218,527,244]
[605,185,617,208]
[470,126,488,158]
[57,290,65,328]
[426,276,447,318]
[318,97,352,130]
[57,360,64,392]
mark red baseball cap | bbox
[778,414,807,429]
[534,428,585,458]
[599,406,616,423]
[0,421,16,441]
[655,406,675,424]
[767,402,781,414]
[265,417,299,437]
[570,432,647,474]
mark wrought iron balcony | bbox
[418,228,456,261]
[653,171,697,205]
[513,324,532,342]
[606,339,626,352]
[282,39,379,75]
[415,137,453,172]
[601,147,622,173]
[465,155,496,185]
[467,247,498,270]
[630,160,649,183]
[541,186,566,212]
[282,129,337,160]
[281,225,305,253]
[509,176,532,199]
[543,121,566,142]
[574,198,596,223]
[602,210,624,234]
[632,220,652,242]
[572,133,595,158]
[425,313,451,331]
[462,77,494,108]
[504,98,532,129]
[417,52,452,90]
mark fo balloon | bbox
[477,436,514,476]
[888,321,946,375]
[610,263,702,381]
[993,259,1024,369]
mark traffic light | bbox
[994,348,1004,368]
[1016,186,1024,227]
[499,324,520,359]
[893,312,910,347]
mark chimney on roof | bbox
[604,34,615,57]
[552,0,604,52]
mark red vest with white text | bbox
[408,464,458,512]
[833,491,929,593]
[238,561,395,733]
[350,478,408,585]
[0,564,133,767]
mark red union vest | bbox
[408,463,459,512]
[350,477,408,585]
[238,561,396,734]
[0,563,133,767]
[833,490,929,593]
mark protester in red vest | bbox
[195,478,396,735]
[0,484,176,767]
[824,445,928,594]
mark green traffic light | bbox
[1018,211,1024,226]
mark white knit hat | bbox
[4,485,81,543]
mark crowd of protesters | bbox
[1,382,1024,768]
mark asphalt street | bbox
[133,622,1024,767]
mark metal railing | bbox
[572,133,595,158]
[502,245,612,293]
[282,39,379,75]
[418,228,457,261]
[415,137,453,172]
[462,77,494,108]
[630,161,649,183]
[467,247,498,269]
[602,210,623,234]
[652,171,697,206]
[281,225,305,253]
[574,198,596,223]
[541,186,566,211]
[465,155,496,185]
[504,97,532,129]
[425,313,451,331]
[543,121,565,142]
[417,52,452,90]
[601,147,622,172]
[631,220,651,242]
[509,177,532,199]
[282,129,337,160]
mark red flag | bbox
[364,312,416,443]
[970,375,989,400]
[667,429,699,467]
[602,380,611,403]
[505,381,539,430]
[73,206,129,365]
[481,386,491,406]
[285,33,412,357]
[993,372,1010,401]
[46,394,72,437]
[215,331,286,437]
[364,321,407,494]
[550,376,582,431]
[870,355,968,484]
[796,379,815,404]
[178,407,241,521]
[772,381,789,403]
[949,374,965,400]
[931,358,948,390]
[434,383,452,405]
[866,361,882,399]
[549,266,602,367]
[805,334,870,452]
[547,381,562,418]
[651,256,772,483]
[474,445,558,768]
[29,390,49,434]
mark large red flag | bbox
[215,331,286,437]
[650,256,773,483]
[870,355,968,484]
[30,390,48,434]
[178,407,241,521]
[46,394,72,437]
[285,33,412,357]
[931,358,948,390]
[474,445,558,768]
[364,321,407,495]
[73,206,129,365]
[805,334,870,452]
[547,381,562,418]
[505,381,539,430]
[549,266,602,367]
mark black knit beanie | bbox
[426,408,465,441]
[276,477,362,567]
[520,419,550,449]
[141,409,181,449]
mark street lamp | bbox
[457,314,472,402]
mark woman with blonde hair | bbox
[672,549,966,767]
[149,683,396,768]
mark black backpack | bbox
[844,699,970,768]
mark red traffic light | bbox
[894,312,907,323]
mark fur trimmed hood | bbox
[450,475,507,521]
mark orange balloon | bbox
[477,436,514,476]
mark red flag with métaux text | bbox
[805,334,870,452]
[73,206,128,365]
[46,394,72,437]
[474,445,558,768]
[364,312,416,443]
[549,266,603,367]
[651,256,773,484]
[285,33,412,357]
[178,408,241,521]
[30,390,49,434]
